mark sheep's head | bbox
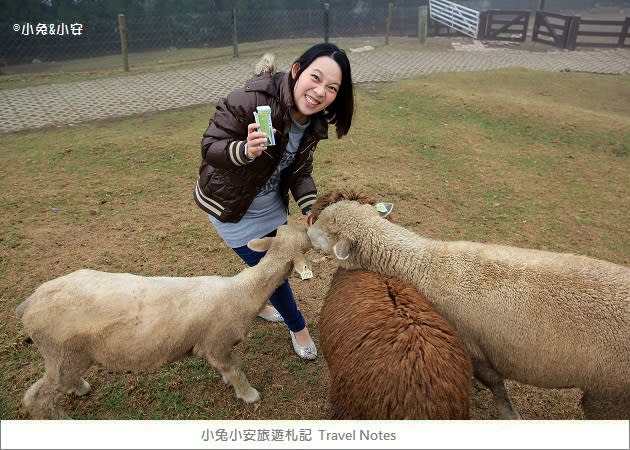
[310,188,393,223]
[307,199,391,265]
[247,224,313,279]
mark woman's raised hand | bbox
[246,122,269,159]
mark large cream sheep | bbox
[16,224,312,419]
[307,200,630,419]
[311,189,472,419]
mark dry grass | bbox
[1,68,628,424]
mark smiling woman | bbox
[290,57,342,123]
[192,43,355,361]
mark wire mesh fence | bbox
[0,4,425,73]
[1,1,627,75]
[0,7,349,66]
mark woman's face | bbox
[291,56,342,121]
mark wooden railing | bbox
[532,11,629,49]
[531,11,574,47]
[564,15,630,50]
[478,10,530,42]
[473,9,629,50]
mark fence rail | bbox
[567,16,630,49]
[532,11,629,49]
[532,11,577,47]
[478,10,530,41]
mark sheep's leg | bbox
[206,351,260,404]
[221,365,261,403]
[23,376,69,419]
[57,357,92,398]
[25,350,92,419]
[473,360,520,419]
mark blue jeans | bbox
[232,228,306,333]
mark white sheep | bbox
[16,224,312,419]
[307,200,630,419]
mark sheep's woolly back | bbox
[320,268,472,419]
[254,53,276,75]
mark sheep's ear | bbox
[247,237,273,252]
[332,238,351,260]
[293,254,313,280]
[375,202,393,218]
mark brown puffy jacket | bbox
[193,71,328,223]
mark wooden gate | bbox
[532,11,575,48]
[532,11,629,49]
[478,10,530,42]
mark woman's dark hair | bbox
[289,43,354,138]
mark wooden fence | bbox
[560,15,629,50]
[478,10,629,50]
[530,11,575,47]
[478,10,530,42]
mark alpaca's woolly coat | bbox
[321,268,472,419]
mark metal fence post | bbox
[232,8,239,58]
[118,14,129,72]
[418,5,427,44]
[385,2,393,45]
[323,3,330,43]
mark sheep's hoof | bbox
[240,388,260,404]
[74,379,91,396]
[66,378,90,396]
